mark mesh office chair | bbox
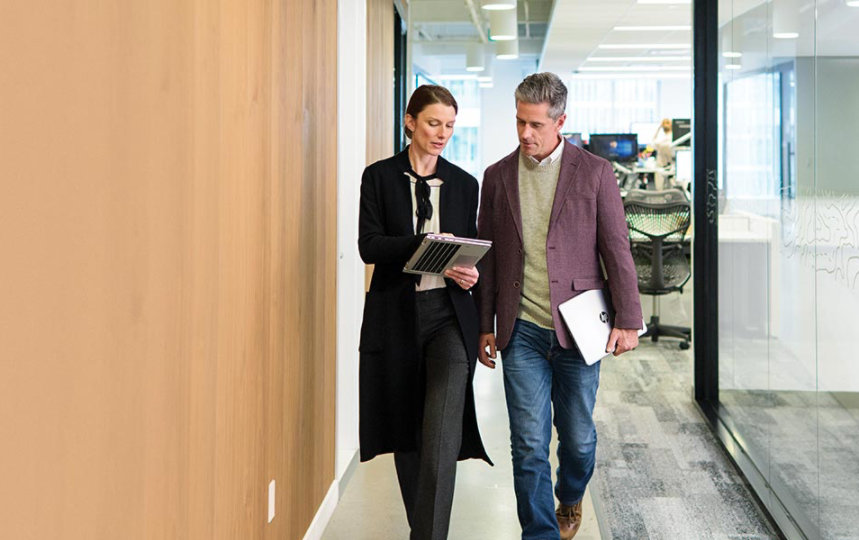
[623,189,692,349]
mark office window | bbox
[439,78,481,178]
[563,77,660,139]
[723,71,781,204]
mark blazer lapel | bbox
[548,140,580,228]
[500,149,524,243]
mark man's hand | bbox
[478,333,497,369]
[606,328,639,357]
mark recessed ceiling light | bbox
[725,64,742,70]
[571,72,692,80]
[587,56,691,62]
[773,32,799,39]
[847,0,859,6]
[637,0,690,4]
[578,66,691,72]
[598,43,690,49]
[614,25,691,31]
[722,51,742,58]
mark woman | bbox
[357,85,492,540]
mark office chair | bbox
[623,189,692,349]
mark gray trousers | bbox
[394,288,469,540]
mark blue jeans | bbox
[501,319,601,540]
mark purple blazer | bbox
[475,140,643,350]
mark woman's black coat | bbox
[357,148,491,465]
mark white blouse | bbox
[405,171,446,291]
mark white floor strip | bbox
[303,481,339,540]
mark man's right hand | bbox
[478,333,497,369]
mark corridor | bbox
[323,341,777,539]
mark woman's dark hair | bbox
[404,85,459,139]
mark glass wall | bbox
[716,1,859,537]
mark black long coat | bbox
[357,148,491,465]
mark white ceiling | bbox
[408,0,553,74]
[540,0,692,77]
[407,0,859,80]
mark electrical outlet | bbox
[268,479,276,523]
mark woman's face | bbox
[405,103,457,157]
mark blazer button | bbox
[513,281,520,289]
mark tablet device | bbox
[403,233,492,276]
[558,288,647,365]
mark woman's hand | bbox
[444,265,478,290]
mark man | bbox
[475,72,642,540]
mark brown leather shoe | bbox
[556,500,583,540]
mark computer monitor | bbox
[588,134,639,163]
[564,132,583,148]
[671,118,691,147]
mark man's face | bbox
[516,101,566,160]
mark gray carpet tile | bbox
[592,341,779,540]
[720,386,859,540]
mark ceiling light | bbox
[721,24,742,57]
[772,0,799,39]
[578,66,691,72]
[637,0,691,4]
[725,64,742,70]
[571,72,692,80]
[479,82,495,88]
[477,64,494,82]
[614,25,691,31]
[496,39,519,59]
[598,43,690,49]
[466,43,486,72]
[481,0,516,10]
[489,9,517,41]
[587,56,691,62]
[847,0,859,6]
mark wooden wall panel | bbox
[365,0,395,289]
[366,0,395,164]
[0,0,336,538]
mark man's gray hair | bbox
[514,72,568,120]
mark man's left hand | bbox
[606,328,639,356]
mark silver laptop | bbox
[558,288,647,365]
[403,233,492,276]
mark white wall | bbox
[335,0,366,481]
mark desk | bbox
[615,161,675,191]
[717,212,780,339]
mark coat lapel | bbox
[548,140,580,228]
[500,149,524,243]
[438,158,453,235]
[394,148,417,234]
